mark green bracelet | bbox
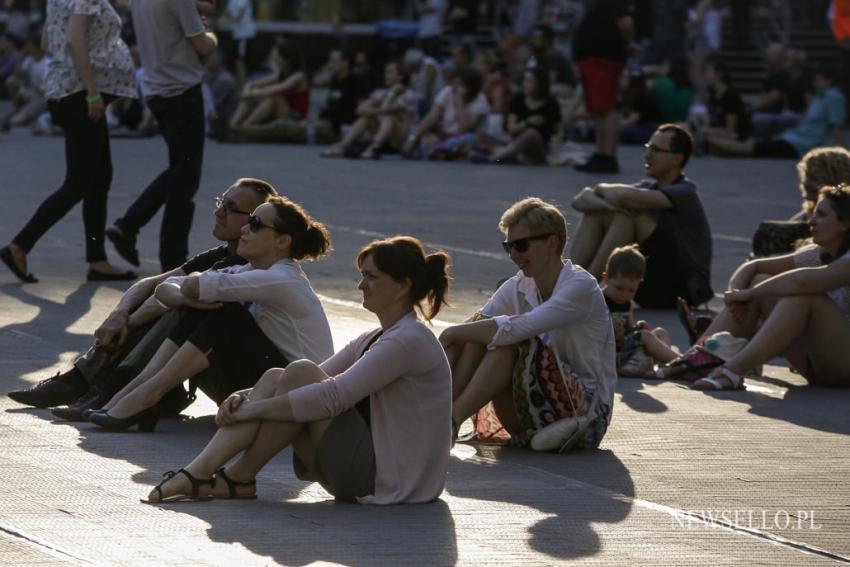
[86,93,102,104]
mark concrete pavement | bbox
[0,129,848,566]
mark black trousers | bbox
[169,303,288,400]
[14,91,115,262]
[116,84,205,271]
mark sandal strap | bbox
[715,366,744,388]
[161,468,214,499]
[214,468,256,498]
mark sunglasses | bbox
[247,214,279,233]
[215,196,252,216]
[502,233,554,254]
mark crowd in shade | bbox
[2,0,848,172]
[2,0,850,506]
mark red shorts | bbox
[577,57,625,114]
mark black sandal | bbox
[214,468,257,500]
[141,468,214,503]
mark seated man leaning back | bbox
[569,123,714,308]
[7,178,279,418]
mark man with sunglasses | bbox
[8,179,278,418]
[569,123,713,308]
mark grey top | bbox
[131,0,205,98]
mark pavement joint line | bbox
[326,223,508,261]
[461,450,850,564]
[0,523,98,566]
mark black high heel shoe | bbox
[89,406,161,432]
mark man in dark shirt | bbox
[572,0,634,173]
[569,124,714,308]
[8,179,278,416]
[317,48,369,138]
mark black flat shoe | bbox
[89,406,160,432]
[105,226,140,267]
[0,246,37,283]
[86,268,138,282]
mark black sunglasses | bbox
[215,196,252,216]
[247,214,279,233]
[502,233,554,254]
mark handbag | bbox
[751,220,810,257]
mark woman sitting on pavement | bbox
[474,68,561,164]
[439,198,616,451]
[402,66,490,160]
[228,39,309,130]
[89,196,334,431]
[679,184,850,390]
[321,60,417,159]
[142,236,452,505]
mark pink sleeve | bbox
[289,333,412,422]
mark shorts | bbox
[292,407,376,502]
[753,139,798,159]
[577,57,625,113]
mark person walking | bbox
[1,0,137,283]
[105,0,217,272]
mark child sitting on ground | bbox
[602,245,679,376]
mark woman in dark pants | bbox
[89,196,335,431]
[1,0,137,283]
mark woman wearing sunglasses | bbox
[141,236,452,504]
[89,196,334,431]
[439,197,617,452]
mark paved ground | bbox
[0,126,848,566]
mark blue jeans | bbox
[116,84,205,270]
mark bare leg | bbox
[492,129,546,164]
[336,116,375,150]
[368,115,400,151]
[597,110,620,157]
[242,97,289,128]
[102,339,180,411]
[586,212,656,278]
[107,341,210,418]
[449,341,488,400]
[146,362,331,501]
[641,328,678,363]
[724,295,850,386]
[452,345,518,425]
[568,210,614,270]
[228,98,257,130]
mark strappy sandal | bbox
[213,468,257,500]
[692,366,745,391]
[141,468,214,504]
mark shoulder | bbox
[554,263,600,297]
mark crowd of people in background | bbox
[1,0,848,172]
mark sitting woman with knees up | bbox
[321,60,417,159]
[439,198,616,452]
[678,184,850,390]
[89,196,334,431]
[141,237,452,505]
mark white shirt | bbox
[417,0,446,38]
[226,0,257,40]
[189,259,334,363]
[480,261,618,421]
[433,85,490,136]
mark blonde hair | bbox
[499,197,567,254]
[797,147,850,217]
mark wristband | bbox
[86,93,102,104]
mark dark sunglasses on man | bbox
[502,233,554,254]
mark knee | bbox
[276,359,323,393]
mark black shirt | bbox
[707,86,751,140]
[319,72,369,132]
[761,69,792,114]
[786,68,814,114]
[180,245,246,274]
[572,0,632,62]
[509,94,562,143]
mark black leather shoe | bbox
[8,367,88,408]
[51,387,111,421]
[0,245,37,283]
[105,226,140,267]
[86,268,138,282]
[89,406,161,432]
